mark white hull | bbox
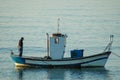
[11,52,111,68]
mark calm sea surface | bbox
[0,0,120,80]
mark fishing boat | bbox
[10,19,114,68]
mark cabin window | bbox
[55,38,59,44]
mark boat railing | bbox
[103,35,114,52]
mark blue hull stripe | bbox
[80,57,108,64]
[26,57,108,66]
[11,56,108,67]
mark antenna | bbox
[57,18,60,33]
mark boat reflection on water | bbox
[15,67,111,80]
[15,67,66,80]
[16,67,23,80]
[47,69,65,79]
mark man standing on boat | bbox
[18,37,24,57]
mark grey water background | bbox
[0,0,120,80]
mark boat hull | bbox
[11,52,111,68]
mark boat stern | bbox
[11,53,25,65]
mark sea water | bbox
[0,0,120,80]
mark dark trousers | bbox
[19,48,23,57]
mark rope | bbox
[112,52,120,58]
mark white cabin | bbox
[49,33,67,59]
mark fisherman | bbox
[18,37,24,57]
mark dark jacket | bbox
[18,39,23,48]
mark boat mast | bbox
[57,18,60,33]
